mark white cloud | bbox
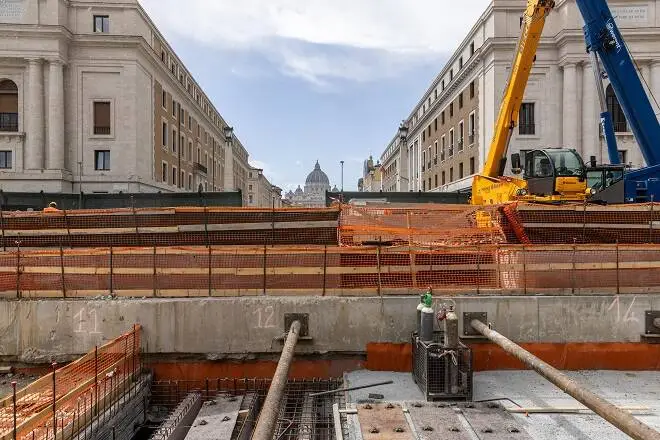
[139,0,489,85]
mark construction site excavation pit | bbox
[1,204,660,439]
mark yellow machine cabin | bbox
[471,0,588,205]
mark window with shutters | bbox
[93,102,111,135]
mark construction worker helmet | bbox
[48,202,57,208]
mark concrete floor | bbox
[344,370,660,439]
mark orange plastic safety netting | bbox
[0,326,141,440]
[338,203,506,247]
[0,244,658,297]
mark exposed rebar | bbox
[251,320,301,440]
[470,319,660,440]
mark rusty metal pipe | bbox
[470,319,660,440]
[251,320,301,440]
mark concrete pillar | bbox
[651,60,660,116]
[25,58,45,170]
[562,63,579,148]
[581,62,600,163]
[47,59,64,170]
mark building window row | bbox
[421,81,475,143]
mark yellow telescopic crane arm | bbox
[480,0,554,178]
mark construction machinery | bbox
[471,0,593,205]
[578,0,660,203]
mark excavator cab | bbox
[514,148,587,198]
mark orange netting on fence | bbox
[338,203,505,247]
[0,206,340,248]
[0,244,658,297]
[338,202,660,246]
[0,326,141,440]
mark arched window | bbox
[606,84,627,132]
[0,80,18,132]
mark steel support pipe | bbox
[470,319,660,440]
[251,320,301,440]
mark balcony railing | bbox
[458,139,464,151]
[614,121,628,133]
[193,162,208,174]
[469,134,475,145]
[94,126,111,135]
[0,113,18,132]
[434,157,438,165]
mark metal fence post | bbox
[376,245,382,296]
[11,381,16,440]
[262,244,267,295]
[572,240,577,295]
[60,241,66,298]
[649,199,654,244]
[109,246,113,296]
[15,240,21,299]
[322,245,327,296]
[522,245,527,295]
[94,346,99,416]
[52,362,57,440]
[203,206,210,248]
[208,246,212,297]
[153,246,157,297]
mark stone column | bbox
[47,59,65,170]
[581,62,600,162]
[25,58,45,170]
[651,60,660,116]
[562,63,579,149]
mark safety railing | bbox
[0,326,142,440]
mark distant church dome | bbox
[305,161,330,186]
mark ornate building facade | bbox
[284,161,336,207]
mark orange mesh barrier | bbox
[338,203,505,247]
[502,202,660,244]
[0,244,657,297]
[0,326,141,440]
[0,207,340,248]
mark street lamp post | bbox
[398,121,409,192]
[340,160,345,192]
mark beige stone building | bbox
[246,166,283,208]
[0,0,264,198]
[381,0,660,193]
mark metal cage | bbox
[412,331,473,401]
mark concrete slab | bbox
[184,396,242,440]
[344,371,424,403]
[343,370,660,440]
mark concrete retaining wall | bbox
[0,295,658,362]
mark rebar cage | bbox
[412,331,473,401]
[149,378,344,440]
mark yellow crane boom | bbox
[472,0,589,206]
[481,0,555,178]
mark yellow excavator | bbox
[471,0,589,205]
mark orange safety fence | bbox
[338,203,505,247]
[0,245,659,297]
[0,325,141,440]
[338,202,660,246]
[0,206,340,248]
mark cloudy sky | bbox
[139,0,490,191]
